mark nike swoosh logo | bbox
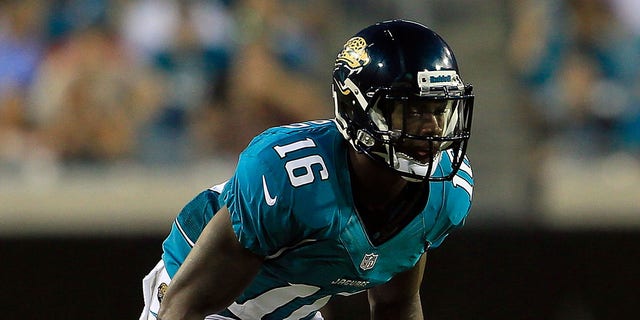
[262,175,277,206]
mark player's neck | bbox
[347,148,407,200]
[347,147,429,245]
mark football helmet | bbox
[332,20,474,181]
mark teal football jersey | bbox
[161,120,474,320]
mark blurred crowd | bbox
[2,0,640,186]
[508,0,640,162]
[0,0,346,176]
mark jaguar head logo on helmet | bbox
[332,19,474,182]
[336,36,371,72]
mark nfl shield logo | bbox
[360,253,378,270]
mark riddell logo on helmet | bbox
[429,75,452,83]
[418,70,462,90]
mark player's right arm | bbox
[157,205,264,320]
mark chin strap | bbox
[369,149,442,181]
[396,152,441,179]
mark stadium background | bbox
[1,0,638,319]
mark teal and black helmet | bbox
[332,19,474,181]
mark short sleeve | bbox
[428,156,474,249]
[223,152,303,257]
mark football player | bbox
[140,19,474,320]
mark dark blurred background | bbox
[1,0,639,319]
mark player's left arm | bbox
[367,253,427,320]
